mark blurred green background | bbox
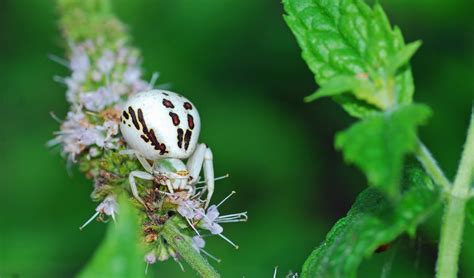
[0,0,472,277]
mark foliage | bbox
[335,104,431,197]
[284,0,474,277]
[79,194,146,278]
[284,0,419,116]
[301,163,441,277]
[284,0,428,197]
[468,197,474,225]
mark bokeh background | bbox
[0,0,472,277]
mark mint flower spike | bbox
[79,195,118,230]
[52,2,246,276]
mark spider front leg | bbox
[129,170,154,206]
[187,143,214,208]
[119,149,153,173]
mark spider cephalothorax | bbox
[119,90,215,207]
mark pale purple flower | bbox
[70,45,90,73]
[200,205,224,235]
[91,70,102,82]
[103,120,119,138]
[80,87,120,112]
[97,50,115,74]
[96,195,119,218]
[116,46,129,64]
[123,67,141,85]
[79,195,118,230]
[144,251,157,264]
[49,108,95,161]
[176,199,200,219]
[192,236,205,252]
[191,235,221,262]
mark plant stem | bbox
[415,139,451,191]
[162,218,220,278]
[436,108,474,278]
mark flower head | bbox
[144,251,156,264]
[192,235,206,252]
[79,195,118,230]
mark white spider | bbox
[119,90,215,207]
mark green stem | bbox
[436,108,474,278]
[415,139,451,191]
[162,218,220,278]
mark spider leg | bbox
[187,143,214,208]
[187,144,206,184]
[129,170,154,205]
[119,149,153,173]
[203,148,214,208]
[165,179,175,194]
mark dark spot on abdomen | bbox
[137,109,149,133]
[128,106,140,130]
[169,112,180,126]
[177,128,184,148]
[122,111,130,119]
[183,102,193,110]
[184,130,192,150]
[162,99,175,108]
[187,114,195,129]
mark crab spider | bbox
[119,90,215,207]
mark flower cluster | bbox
[142,188,247,266]
[49,38,149,162]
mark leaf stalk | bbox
[436,108,474,278]
[162,218,220,278]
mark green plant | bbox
[283,0,474,277]
[50,0,246,277]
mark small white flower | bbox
[88,147,100,158]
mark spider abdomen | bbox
[120,90,201,160]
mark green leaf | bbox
[79,195,146,278]
[335,104,432,197]
[304,75,371,103]
[388,40,422,75]
[284,0,417,114]
[467,197,474,225]
[301,163,441,278]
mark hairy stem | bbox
[162,218,220,278]
[415,140,451,191]
[436,108,474,278]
